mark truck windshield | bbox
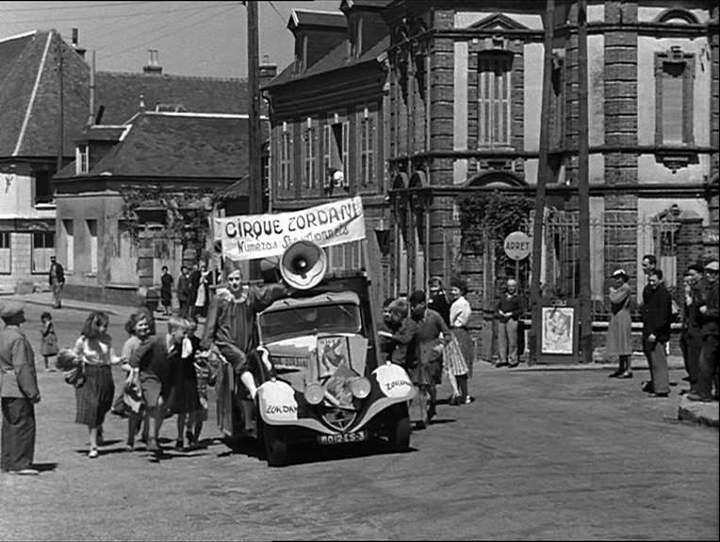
[259,303,362,343]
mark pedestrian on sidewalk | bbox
[496,278,523,367]
[48,255,65,309]
[427,277,450,327]
[687,259,719,403]
[0,301,41,475]
[177,266,192,318]
[606,269,633,379]
[39,312,59,372]
[640,269,672,398]
[160,266,173,316]
[72,311,122,458]
[192,263,211,319]
[447,278,474,404]
[680,264,704,394]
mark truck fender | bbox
[257,379,299,424]
[373,362,414,399]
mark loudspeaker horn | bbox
[279,240,327,290]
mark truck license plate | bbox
[317,430,368,445]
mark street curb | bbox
[474,361,686,372]
[0,294,122,316]
[677,397,720,428]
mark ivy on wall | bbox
[458,191,533,270]
[119,186,218,259]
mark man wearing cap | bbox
[0,301,41,475]
[201,259,288,406]
[48,255,65,309]
[687,259,719,402]
[607,269,633,379]
[680,264,704,393]
[640,269,673,397]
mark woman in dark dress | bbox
[172,317,201,450]
[72,311,122,458]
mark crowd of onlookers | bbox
[606,255,719,402]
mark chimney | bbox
[71,27,86,59]
[143,49,162,75]
[259,54,277,86]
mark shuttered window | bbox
[661,66,684,144]
[478,58,511,147]
[654,50,694,146]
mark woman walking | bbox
[120,311,152,451]
[607,269,634,379]
[130,315,184,456]
[448,279,474,404]
[72,311,121,458]
[172,317,201,450]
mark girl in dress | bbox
[72,311,122,458]
[40,311,59,371]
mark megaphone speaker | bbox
[280,240,328,290]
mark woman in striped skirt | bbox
[448,278,475,405]
[72,311,122,458]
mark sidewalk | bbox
[0,291,137,319]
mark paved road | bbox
[1,303,718,540]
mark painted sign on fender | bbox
[215,196,366,261]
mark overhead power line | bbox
[96,3,238,60]
[0,1,158,12]
[5,2,236,24]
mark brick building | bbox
[380,0,719,356]
[262,1,393,311]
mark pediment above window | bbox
[469,13,530,31]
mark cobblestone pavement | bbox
[0,302,718,541]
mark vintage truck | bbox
[214,243,415,466]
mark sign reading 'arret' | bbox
[215,196,366,261]
[503,231,532,261]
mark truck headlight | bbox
[304,382,324,405]
[350,377,371,399]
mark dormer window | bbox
[296,35,308,72]
[76,144,89,174]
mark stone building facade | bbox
[380,0,719,357]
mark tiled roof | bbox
[0,29,248,159]
[54,112,268,181]
[289,9,347,30]
[94,72,247,125]
[264,34,389,89]
[0,30,91,158]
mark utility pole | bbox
[56,34,64,173]
[577,0,593,364]
[247,0,262,280]
[530,0,555,364]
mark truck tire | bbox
[262,424,288,467]
[388,403,411,452]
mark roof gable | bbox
[469,13,530,31]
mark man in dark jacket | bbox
[177,266,192,318]
[427,277,450,326]
[687,259,719,402]
[680,264,704,393]
[48,256,65,309]
[640,269,672,397]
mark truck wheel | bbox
[388,404,411,452]
[262,425,288,467]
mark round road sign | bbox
[503,231,531,261]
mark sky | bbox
[0,1,341,78]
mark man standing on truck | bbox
[201,259,288,401]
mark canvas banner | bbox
[215,196,365,261]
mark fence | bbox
[456,211,681,321]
